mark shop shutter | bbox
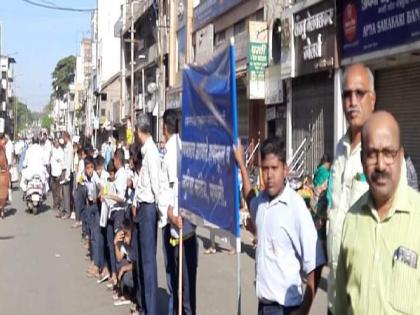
[292,72,334,175]
[376,63,420,176]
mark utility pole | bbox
[156,0,166,140]
[14,93,17,139]
[130,0,136,122]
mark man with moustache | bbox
[335,111,420,314]
[327,64,376,314]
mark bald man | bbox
[335,111,420,314]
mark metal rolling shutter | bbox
[292,72,334,175]
[376,63,420,175]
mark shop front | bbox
[340,0,420,173]
[287,0,337,175]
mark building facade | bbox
[0,55,15,138]
[339,0,420,172]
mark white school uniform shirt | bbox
[135,137,160,204]
[107,166,127,214]
[162,134,194,237]
[250,184,326,307]
[51,146,65,177]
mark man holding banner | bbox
[162,108,197,315]
[234,137,326,315]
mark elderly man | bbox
[335,111,420,314]
[133,114,160,315]
[327,64,377,313]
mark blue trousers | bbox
[162,224,174,315]
[135,202,158,315]
[106,210,125,274]
[172,234,198,315]
[86,204,99,262]
[258,302,299,315]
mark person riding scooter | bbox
[20,137,49,196]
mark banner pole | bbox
[230,36,241,315]
[178,227,183,315]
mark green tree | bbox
[51,55,76,99]
[14,97,34,133]
[41,115,54,131]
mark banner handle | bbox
[230,36,241,315]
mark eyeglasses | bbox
[342,89,371,101]
[364,147,401,166]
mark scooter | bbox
[25,175,45,215]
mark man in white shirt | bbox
[161,109,197,315]
[62,132,74,219]
[235,137,325,315]
[50,139,65,217]
[327,64,377,314]
[132,113,160,315]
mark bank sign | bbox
[294,0,336,76]
[341,0,420,59]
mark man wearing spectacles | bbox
[327,63,376,314]
[335,111,420,314]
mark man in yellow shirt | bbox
[335,111,420,314]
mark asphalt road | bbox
[0,188,327,315]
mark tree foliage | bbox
[51,55,76,99]
[41,115,54,131]
[14,97,34,133]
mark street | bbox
[0,188,327,315]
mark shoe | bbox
[97,273,110,284]
[114,297,131,306]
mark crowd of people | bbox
[0,62,419,315]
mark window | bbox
[176,27,186,72]
[256,9,264,21]
[1,71,6,79]
[234,19,246,36]
[215,30,226,46]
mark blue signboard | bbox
[180,44,240,236]
[193,0,244,31]
[341,0,420,59]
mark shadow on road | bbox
[4,208,17,218]
[157,287,169,314]
[0,235,15,240]
[197,235,255,259]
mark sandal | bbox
[204,247,217,255]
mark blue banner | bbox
[341,0,420,59]
[180,44,239,236]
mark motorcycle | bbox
[24,174,45,215]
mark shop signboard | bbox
[248,21,268,100]
[341,0,420,59]
[293,0,336,76]
[193,0,244,31]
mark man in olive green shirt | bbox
[335,111,420,315]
